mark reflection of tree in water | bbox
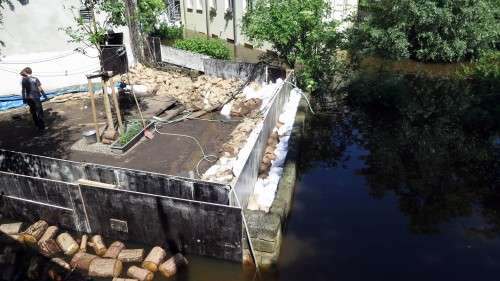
[299,72,500,236]
[347,73,500,235]
[297,95,357,173]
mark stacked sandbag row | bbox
[202,118,260,183]
[0,220,188,280]
[258,130,281,178]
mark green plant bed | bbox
[173,38,231,60]
[111,120,153,154]
[151,23,183,41]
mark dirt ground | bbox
[0,96,238,177]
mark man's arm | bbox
[21,80,27,104]
[36,78,48,99]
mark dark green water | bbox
[1,72,499,281]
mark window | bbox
[186,0,193,9]
[196,0,203,11]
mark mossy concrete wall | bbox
[243,92,308,269]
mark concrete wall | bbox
[0,0,135,96]
[161,45,265,81]
[0,149,243,261]
[0,149,230,204]
[161,45,209,71]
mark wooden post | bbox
[102,78,116,138]
[87,78,101,142]
[110,78,124,130]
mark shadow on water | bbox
[280,72,500,281]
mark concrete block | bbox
[244,210,281,242]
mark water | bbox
[1,72,499,281]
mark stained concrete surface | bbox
[0,96,238,176]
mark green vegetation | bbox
[459,51,500,81]
[242,0,349,92]
[151,23,183,41]
[119,120,143,145]
[174,38,231,60]
[348,0,500,63]
[137,0,165,34]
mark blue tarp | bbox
[0,84,104,111]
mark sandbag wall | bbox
[0,149,242,261]
[231,74,294,208]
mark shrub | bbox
[242,0,349,92]
[459,51,500,81]
[347,0,500,63]
[173,38,231,60]
[151,23,183,40]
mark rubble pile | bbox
[0,220,188,281]
[127,64,244,112]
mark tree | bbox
[61,0,115,68]
[242,0,349,92]
[348,0,500,63]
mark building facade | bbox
[179,0,359,49]
[0,0,133,96]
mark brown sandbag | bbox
[118,249,145,263]
[103,241,125,259]
[158,253,189,278]
[90,235,107,256]
[113,279,139,281]
[51,258,71,270]
[88,258,123,278]
[56,233,79,256]
[142,246,166,272]
[38,239,62,257]
[21,220,48,245]
[80,234,88,253]
[38,226,59,245]
[127,266,153,281]
[70,252,98,271]
[0,222,23,234]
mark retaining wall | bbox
[0,149,241,261]
[160,45,265,81]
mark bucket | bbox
[82,130,97,144]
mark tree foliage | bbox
[348,0,500,63]
[242,0,349,92]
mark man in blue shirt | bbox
[20,67,48,131]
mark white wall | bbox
[0,0,134,96]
